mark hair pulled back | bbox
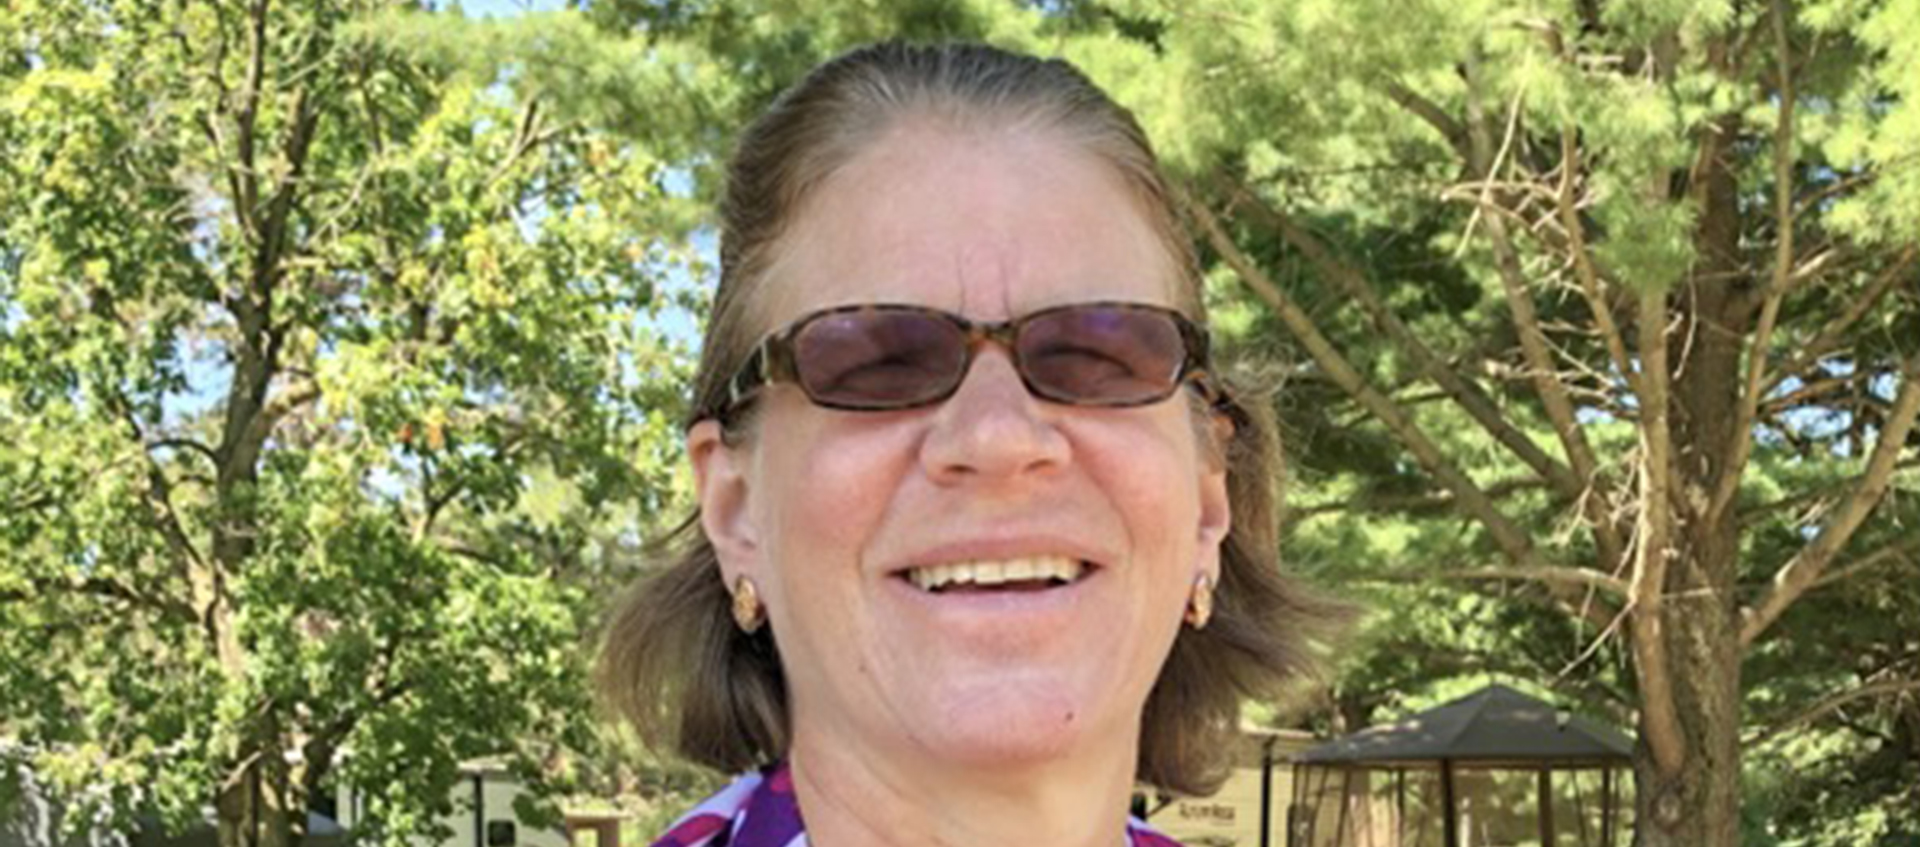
[598,40,1339,796]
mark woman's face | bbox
[691,119,1229,771]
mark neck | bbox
[786,730,1139,847]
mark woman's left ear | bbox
[1196,464,1230,575]
[689,419,762,574]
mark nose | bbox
[918,345,1071,484]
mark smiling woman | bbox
[597,41,1344,847]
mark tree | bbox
[0,3,696,847]
[539,0,1920,841]
[1738,505,1920,844]
[1098,1,1917,844]
[12,1,1913,845]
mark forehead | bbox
[754,119,1179,331]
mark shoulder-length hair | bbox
[598,40,1344,796]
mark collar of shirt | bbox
[649,762,1185,847]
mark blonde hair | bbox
[598,41,1341,795]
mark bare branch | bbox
[486,96,545,189]
[1555,601,1634,686]
[149,437,221,468]
[417,472,462,544]
[1380,81,1469,156]
[1557,130,1639,395]
[0,575,199,623]
[1460,69,1622,568]
[1218,176,1581,497]
[1740,457,1919,527]
[1786,245,1845,287]
[1794,165,1882,217]
[1457,67,1525,251]
[1708,0,1801,530]
[355,51,386,157]
[1293,477,1551,519]
[1809,534,1920,590]
[1748,678,1920,745]
[1354,568,1622,633]
[247,379,321,447]
[414,431,526,542]
[1743,352,1920,646]
[233,0,273,238]
[256,85,319,278]
[1630,282,1688,776]
[1759,375,1851,415]
[219,87,322,484]
[1440,565,1630,596]
[6,488,57,514]
[99,386,213,580]
[1189,193,1550,573]
[1764,247,1917,396]
[146,461,212,570]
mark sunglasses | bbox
[704,301,1225,421]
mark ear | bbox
[1196,462,1231,581]
[688,420,761,580]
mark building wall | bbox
[1,760,130,847]
[1143,730,1317,847]
[335,772,568,847]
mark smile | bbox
[904,556,1089,593]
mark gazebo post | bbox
[1569,769,1592,846]
[1600,767,1615,847]
[1291,762,1309,847]
[1394,769,1406,847]
[1307,763,1335,847]
[1536,769,1554,847]
[1439,759,1458,847]
[1335,768,1354,847]
[1260,736,1274,847]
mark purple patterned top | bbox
[650,762,1185,847]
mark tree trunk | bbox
[1631,116,1749,847]
[1631,569,1743,847]
[216,736,302,847]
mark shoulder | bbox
[1127,818,1187,847]
[647,769,768,847]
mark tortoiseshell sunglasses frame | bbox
[701,301,1230,423]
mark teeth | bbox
[906,556,1085,592]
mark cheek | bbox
[753,412,921,586]
[1080,416,1210,549]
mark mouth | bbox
[901,556,1092,595]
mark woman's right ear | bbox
[688,419,760,569]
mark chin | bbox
[909,676,1129,770]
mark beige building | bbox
[334,758,572,847]
[1141,728,1319,847]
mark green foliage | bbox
[962,0,1919,841]
[1825,0,1920,243]
[1,1,695,844]
[5,1,1916,844]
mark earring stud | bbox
[1185,572,1215,629]
[731,576,766,634]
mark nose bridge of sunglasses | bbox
[958,316,1020,345]
[953,318,1033,377]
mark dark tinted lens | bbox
[1017,306,1187,404]
[792,309,969,408]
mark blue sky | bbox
[148,0,707,430]
[456,0,571,18]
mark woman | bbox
[601,41,1336,847]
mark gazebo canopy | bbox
[1295,684,1634,769]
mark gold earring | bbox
[731,576,766,634]
[1185,572,1215,629]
